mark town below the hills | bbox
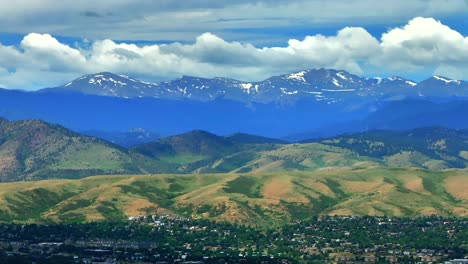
[0,215,466,263]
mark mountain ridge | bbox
[42,69,468,104]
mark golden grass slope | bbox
[0,167,466,226]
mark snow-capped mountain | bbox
[415,76,468,97]
[47,69,468,104]
[52,72,164,98]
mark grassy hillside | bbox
[130,130,281,173]
[131,127,468,174]
[315,127,468,169]
[1,118,467,182]
[0,167,465,226]
[0,119,144,181]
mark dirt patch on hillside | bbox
[445,175,468,200]
[404,177,428,194]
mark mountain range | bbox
[0,68,467,140]
[43,69,468,104]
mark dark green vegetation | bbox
[315,127,468,169]
[0,168,465,225]
[0,216,465,263]
[1,118,468,182]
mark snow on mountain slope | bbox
[48,69,468,104]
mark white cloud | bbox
[0,0,466,42]
[378,17,468,71]
[20,33,86,71]
[0,17,467,90]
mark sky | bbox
[0,0,467,90]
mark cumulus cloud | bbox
[0,17,467,89]
[20,33,86,71]
[378,17,468,71]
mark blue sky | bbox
[0,0,467,90]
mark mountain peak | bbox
[64,72,134,88]
[57,72,161,98]
[178,129,219,138]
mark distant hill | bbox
[130,126,468,173]
[0,119,289,181]
[312,127,468,170]
[226,133,288,144]
[0,168,465,225]
[132,130,238,160]
[130,130,281,173]
[0,118,145,181]
[1,118,467,181]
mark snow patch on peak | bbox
[332,78,342,87]
[287,71,307,82]
[406,80,417,86]
[322,89,355,92]
[387,76,402,81]
[240,83,253,94]
[87,75,129,87]
[280,87,298,95]
[336,72,348,80]
[118,74,139,82]
[433,75,460,84]
[241,83,252,89]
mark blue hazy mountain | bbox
[1,69,467,138]
[0,88,369,137]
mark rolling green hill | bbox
[315,127,468,170]
[131,127,468,174]
[130,130,281,173]
[0,118,145,181]
[0,167,465,226]
[0,119,286,181]
[0,120,466,226]
[1,117,468,182]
